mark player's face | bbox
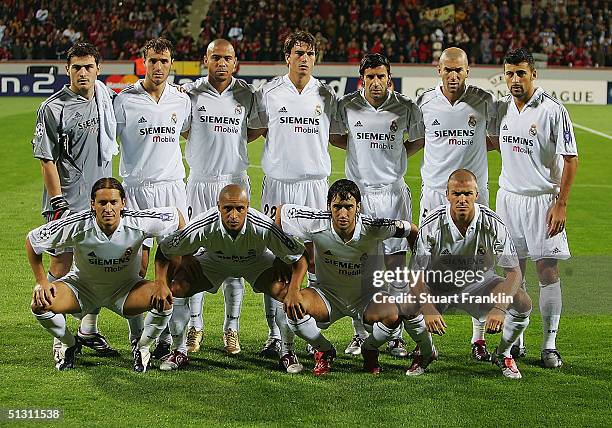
[363,65,389,102]
[329,195,359,235]
[446,180,478,223]
[144,48,172,86]
[286,42,315,77]
[219,199,249,232]
[91,189,125,231]
[66,55,100,93]
[438,56,468,94]
[504,62,536,101]
[206,44,236,84]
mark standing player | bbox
[27,178,184,372]
[401,169,532,379]
[32,42,119,360]
[114,38,191,355]
[156,185,307,373]
[410,47,498,360]
[278,179,419,375]
[181,39,261,355]
[494,48,578,368]
[331,53,424,357]
[250,31,338,357]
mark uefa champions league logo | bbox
[38,227,51,240]
[169,235,181,248]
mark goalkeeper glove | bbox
[46,195,70,222]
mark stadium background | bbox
[0,1,611,426]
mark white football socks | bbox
[352,317,369,338]
[188,291,205,331]
[403,315,433,357]
[263,294,281,340]
[471,317,486,343]
[168,297,190,354]
[497,309,531,357]
[138,308,173,349]
[540,280,562,350]
[274,305,295,355]
[34,311,76,347]
[363,322,400,350]
[222,277,244,332]
[128,315,145,343]
[287,315,333,352]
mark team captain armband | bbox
[392,220,412,238]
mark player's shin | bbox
[539,280,562,350]
[188,292,205,331]
[138,308,173,349]
[402,314,433,357]
[168,297,190,353]
[363,322,401,350]
[33,310,76,347]
[274,306,295,354]
[471,317,486,343]
[263,294,281,339]
[223,277,244,332]
[352,318,369,338]
[287,314,333,352]
[128,315,144,343]
[497,309,531,357]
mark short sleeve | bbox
[253,87,268,128]
[113,95,126,139]
[486,96,499,137]
[137,207,180,239]
[494,222,520,269]
[280,204,328,241]
[27,213,82,254]
[406,102,425,141]
[159,210,212,256]
[552,105,578,156]
[181,96,192,133]
[32,103,59,161]
[330,98,348,135]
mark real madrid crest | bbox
[124,247,133,257]
[314,104,322,116]
[171,112,177,124]
[360,253,369,262]
[235,104,242,115]
[468,114,476,128]
[477,245,486,255]
[390,120,398,132]
[529,123,537,136]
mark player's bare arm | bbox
[39,160,62,197]
[483,266,522,334]
[412,274,446,335]
[247,127,267,142]
[547,155,578,237]
[329,134,347,150]
[26,237,56,309]
[404,137,424,157]
[486,136,500,151]
[283,255,309,320]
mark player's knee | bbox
[398,301,420,319]
[364,303,400,328]
[169,279,190,298]
[536,260,559,284]
[511,288,533,314]
[31,300,45,314]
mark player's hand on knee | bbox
[33,282,56,309]
[485,307,506,334]
[151,281,173,312]
[424,311,446,335]
[283,289,305,320]
[46,195,70,222]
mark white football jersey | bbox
[497,87,578,195]
[256,75,338,181]
[28,207,179,296]
[183,77,259,179]
[281,204,411,303]
[413,203,519,291]
[336,90,424,186]
[115,81,191,185]
[418,85,497,191]
[159,206,304,267]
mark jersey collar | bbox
[445,203,480,240]
[93,216,124,241]
[435,84,469,106]
[136,80,170,103]
[204,75,236,95]
[63,85,93,101]
[524,87,544,108]
[283,74,316,95]
[359,89,392,111]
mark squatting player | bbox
[27,178,184,372]
[278,179,419,375]
[32,42,119,360]
[494,48,578,368]
[410,47,498,360]
[401,170,532,379]
[155,185,307,373]
[250,31,338,358]
[114,37,191,355]
[181,39,261,355]
[331,53,424,357]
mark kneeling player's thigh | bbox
[35,281,82,314]
[171,255,215,297]
[122,280,160,316]
[363,297,400,325]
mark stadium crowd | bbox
[0,1,609,66]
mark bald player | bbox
[180,39,262,355]
[408,47,498,361]
[156,185,307,373]
[401,169,531,379]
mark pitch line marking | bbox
[573,123,612,140]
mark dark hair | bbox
[327,179,361,206]
[504,48,535,70]
[67,42,101,65]
[283,31,317,57]
[359,53,391,76]
[91,177,126,201]
[142,37,174,60]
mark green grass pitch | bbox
[0,97,610,427]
